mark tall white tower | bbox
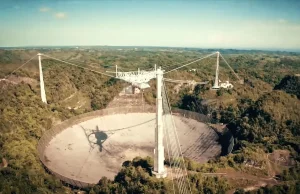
[38,53,47,104]
[115,66,166,178]
[212,51,220,89]
[153,67,167,178]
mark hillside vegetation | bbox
[274,75,300,99]
[0,48,299,194]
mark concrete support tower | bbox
[153,67,167,178]
[212,51,220,89]
[38,53,47,104]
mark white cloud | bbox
[39,7,67,20]
[54,12,66,19]
[278,19,287,24]
[39,7,50,12]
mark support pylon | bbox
[212,51,220,89]
[38,53,47,104]
[153,67,167,178]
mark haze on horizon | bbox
[1,0,300,51]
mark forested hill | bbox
[274,75,300,99]
[0,48,300,194]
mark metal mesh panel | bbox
[37,106,208,188]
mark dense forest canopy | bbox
[274,75,300,99]
[0,48,299,194]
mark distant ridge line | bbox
[0,46,299,53]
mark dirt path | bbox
[61,91,77,102]
[202,169,278,194]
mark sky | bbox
[0,0,300,50]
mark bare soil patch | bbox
[268,149,296,167]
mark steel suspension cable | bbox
[159,53,210,71]
[41,54,118,79]
[162,111,176,194]
[3,54,37,79]
[162,58,201,72]
[162,83,184,192]
[219,53,241,82]
[164,81,192,194]
[164,52,217,74]
[162,80,192,194]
